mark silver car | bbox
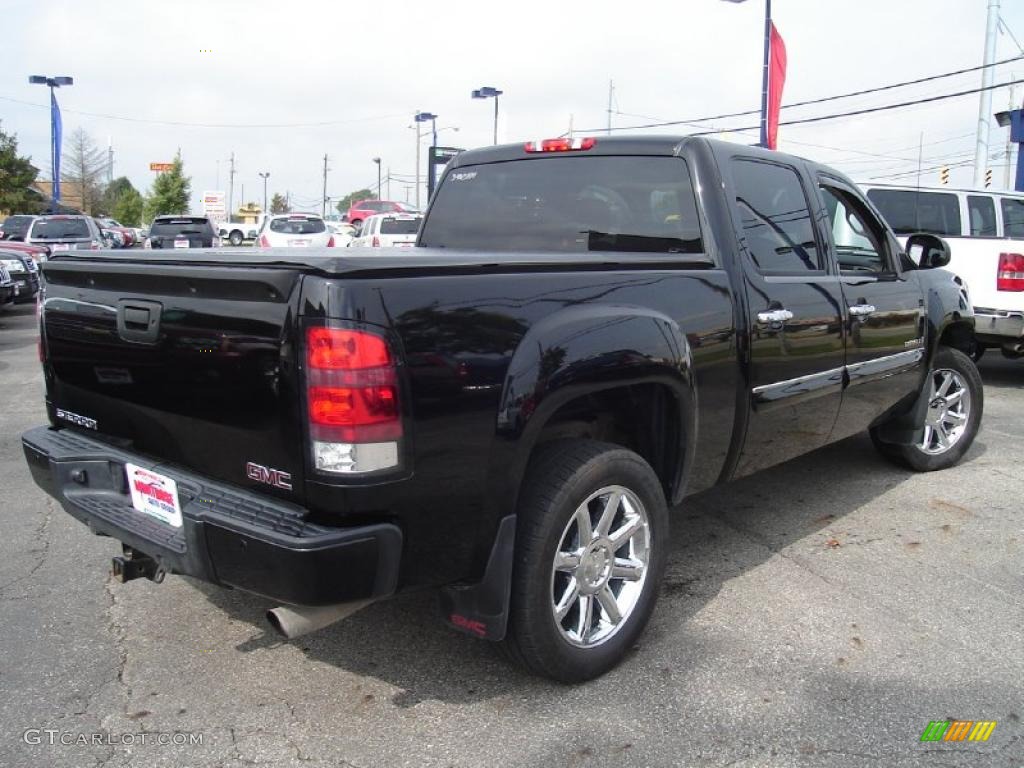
[25,215,105,253]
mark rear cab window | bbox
[269,216,326,234]
[865,189,962,236]
[420,156,704,254]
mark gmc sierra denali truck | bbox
[23,137,981,682]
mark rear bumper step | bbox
[22,426,402,606]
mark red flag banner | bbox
[767,21,787,150]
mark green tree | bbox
[269,192,290,214]
[144,152,191,220]
[0,125,40,214]
[101,176,137,215]
[335,188,375,215]
[111,187,145,226]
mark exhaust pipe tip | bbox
[266,600,373,640]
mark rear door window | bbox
[1001,197,1024,238]
[732,159,822,273]
[420,156,704,253]
[865,189,962,236]
[967,195,997,237]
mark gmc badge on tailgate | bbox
[245,461,292,491]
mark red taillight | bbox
[258,234,270,248]
[997,252,1024,291]
[372,236,380,247]
[524,137,597,153]
[305,327,401,442]
[327,236,335,247]
[307,327,390,369]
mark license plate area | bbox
[174,239,190,249]
[125,463,183,528]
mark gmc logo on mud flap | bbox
[245,462,292,491]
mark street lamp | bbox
[29,75,73,207]
[471,86,503,145]
[720,0,771,148]
[258,171,270,213]
[413,111,438,209]
[372,157,382,200]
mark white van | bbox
[858,182,1024,359]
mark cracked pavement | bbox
[1,302,1022,767]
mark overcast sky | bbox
[2,0,1023,216]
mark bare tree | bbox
[65,128,107,214]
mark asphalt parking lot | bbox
[1,301,1021,768]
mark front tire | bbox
[501,440,668,682]
[871,347,983,472]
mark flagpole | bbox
[760,0,771,147]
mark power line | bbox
[577,55,1024,133]
[685,78,1024,138]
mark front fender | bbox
[487,303,696,519]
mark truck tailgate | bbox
[40,258,306,502]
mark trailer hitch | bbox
[111,546,165,584]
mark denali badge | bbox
[245,462,292,491]
[56,408,97,430]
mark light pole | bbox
[29,75,73,207]
[721,0,771,147]
[258,171,270,213]
[414,111,437,209]
[471,86,503,145]
[372,157,382,200]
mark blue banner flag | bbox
[51,89,62,202]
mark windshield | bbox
[420,156,704,253]
[150,218,213,236]
[269,216,326,234]
[30,218,90,239]
[380,218,420,235]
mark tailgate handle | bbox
[117,300,162,343]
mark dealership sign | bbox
[149,162,174,172]
[202,191,227,223]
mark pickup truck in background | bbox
[860,182,1024,360]
[23,137,980,682]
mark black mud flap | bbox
[439,515,516,641]
[873,383,930,446]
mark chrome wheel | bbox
[921,368,971,455]
[550,485,650,648]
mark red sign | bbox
[149,162,174,172]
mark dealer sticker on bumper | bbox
[125,464,183,528]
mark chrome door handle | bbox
[849,304,876,317]
[757,309,794,324]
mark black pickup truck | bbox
[23,137,980,681]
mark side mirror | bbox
[906,233,951,269]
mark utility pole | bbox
[228,152,236,221]
[1006,80,1019,189]
[415,117,422,209]
[322,154,329,218]
[107,137,113,184]
[974,0,1001,187]
[386,167,391,199]
[606,81,614,135]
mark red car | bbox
[0,241,49,263]
[344,200,419,226]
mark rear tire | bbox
[501,440,668,682]
[870,347,983,472]
[228,230,243,246]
